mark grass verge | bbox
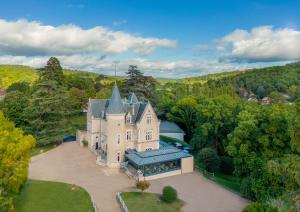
[14,180,94,212]
[121,192,183,212]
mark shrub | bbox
[136,180,150,192]
[242,202,278,212]
[220,156,234,175]
[199,147,220,172]
[161,186,177,203]
[82,140,88,147]
[240,177,255,200]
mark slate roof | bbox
[126,141,191,166]
[127,92,138,103]
[90,99,109,118]
[89,83,147,122]
[107,83,124,114]
[160,121,184,133]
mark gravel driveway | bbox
[29,142,249,212]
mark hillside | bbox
[0,65,120,88]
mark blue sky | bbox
[0,0,299,78]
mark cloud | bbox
[217,26,300,62]
[0,55,255,78]
[0,19,176,56]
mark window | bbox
[126,131,132,141]
[145,130,152,141]
[117,152,120,162]
[146,148,152,151]
[117,134,121,144]
[126,115,132,123]
[146,115,152,124]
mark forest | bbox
[0,58,300,211]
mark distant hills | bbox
[1,62,300,90]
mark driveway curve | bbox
[29,142,249,212]
[29,142,135,212]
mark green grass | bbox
[14,180,94,212]
[212,172,241,193]
[197,164,241,194]
[31,144,58,156]
[121,192,184,212]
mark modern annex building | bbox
[85,83,193,180]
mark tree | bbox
[0,112,35,211]
[7,81,30,94]
[24,57,69,146]
[199,147,220,172]
[191,95,241,155]
[39,57,64,84]
[24,81,69,146]
[0,91,29,128]
[122,65,157,101]
[68,87,88,112]
[136,180,150,192]
[242,202,277,212]
[167,97,197,141]
[289,101,300,153]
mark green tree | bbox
[68,87,88,112]
[122,65,157,101]
[25,81,69,146]
[39,57,64,84]
[199,147,220,172]
[0,91,29,127]
[7,81,30,94]
[0,112,35,211]
[167,97,197,141]
[24,57,69,146]
[191,95,241,155]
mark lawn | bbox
[197,163,241,194]
[14,180,94,212]
[120,192,184,212]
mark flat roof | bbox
[160,120,184,133]
[126,141,191,166]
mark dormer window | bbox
[126,114,132,123]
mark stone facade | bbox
[87,83,160,168]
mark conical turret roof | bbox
[107,83,124,114]
[128,92,138,103]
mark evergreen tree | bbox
[24,57,69,146]
[122,65,157,101]
[39,57,64,85]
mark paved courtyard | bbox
[29,142,249,212]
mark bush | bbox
[199,147,220,172]
[136,180,150,192]
[161,186,177,203]
[82,140,88,147]
[240,177,255,200]
[220,156,234,175]
[242,202,278,212]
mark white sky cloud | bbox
[217,26,300,62]
[0,19,176,56]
